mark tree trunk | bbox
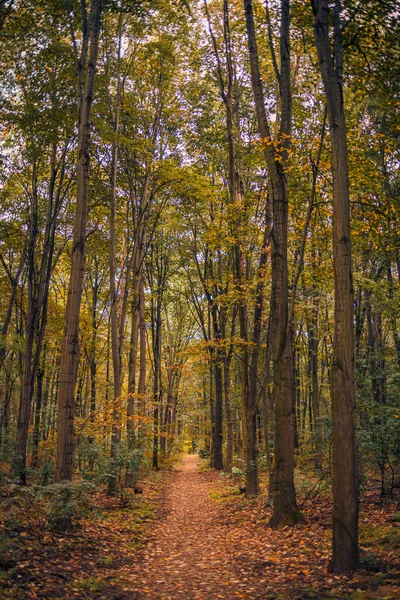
[55,0,102,483]
[223,356,233,471]
[244,0,300,524]
[108,32,123,494]
[89,265,99,423]
[32,346,46,468]
[312,0,359,572]
[125,279,139,487]
[386,257,400,367]
[137,277,147,443]
[152,295,162,470]
[212,348,224,471]
[308,293,322,468]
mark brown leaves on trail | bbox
[1,458,399,600]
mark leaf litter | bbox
[1,455,399,599]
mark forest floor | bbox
[0,454,399,599]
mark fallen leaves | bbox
[1,457,399,599]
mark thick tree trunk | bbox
[55,0,102,483]
[312,0,359,572]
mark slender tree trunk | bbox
[41,353,52,441]
[223,356,233,471]
[32,345,46,468]
[206,0,257,491]
[125,279,139,487]
[108,33,123,494]
[312,0,359,572]
[0,254,25,389]
[247,222,271,494]
[386,257,400,367]
[137,277,147,443]
[89,267,99,424]
[212,348,224,470]
[308,293,322,468]
[244,0,300,523]
[261,320,273,483]
[152,296,162,470]
[55,0,102,483]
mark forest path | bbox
[128,454,267,599]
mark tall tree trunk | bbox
[308,292,322,468]
[244,0,300,524]
[223,354,233,471]
[89,264,99,424]
[125,279,139,487]
[32,345,46,468]
[205,0,262,492]
[152,294,162,470]
[108,27,123,494]
[386,257,400,367]
[0,253,25,391]
[55,0,102,483]
[312,0,359,572]
[137,277,147,443]
[261,319,273,483]
[212,347,224,471]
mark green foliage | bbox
[73,577,105,594]
[0,480,95,539]
[76,438,144,488]
[198,448,210,460]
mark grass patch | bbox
[73,577,104,593]
[209,488,241,503]
[360,523,400,550]
[99,554,114,568]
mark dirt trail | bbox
[128,454,266,599]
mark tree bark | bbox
[125,276,140,487]
[244,0,300,524]
[312,0,359,572]
[55,0,102,482]
[108,25,123,495]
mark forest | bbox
[0,0,399,598]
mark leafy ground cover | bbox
[0,469,176,599]
[208,474,400,599]
[0,456,399,599]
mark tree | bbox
[56,0,102,482]
[244,0,302,525]
[311,0,359,572]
